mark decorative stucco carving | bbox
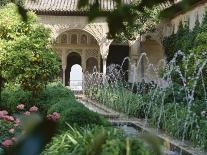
[85,49,98,60]
[48,23,108,45]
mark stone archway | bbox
[86,57,98,73]
[65,52,81,86]
[54,29,103,86]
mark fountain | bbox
[78,50,207,155]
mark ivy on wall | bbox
[163,11,207,61]
[163,12,207,100]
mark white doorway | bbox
[69,64,83,91]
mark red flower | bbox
[29,106,38,112]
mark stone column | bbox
[62,66,66,86]
[99,38,113,83]
[100,46,109,83]
[102,55,108,84]
[82,49,86,72]
[61,49,67,86]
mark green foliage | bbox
[0,4,60,93]
[163,21,197,61]
[1,82,74,114]
[86,86,148,118]
[0,119,14,142]
[1,82,108,129]
[1,84,32,113]
[0,0,11,7]
[86,85,207,149]
[163,12,207,101]
[42,126,151,155]
[47,97,108,128]
[60,107,108,128]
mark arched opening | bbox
[55,29,100,86]
[142,39,164,82]
[65,52,81,86]
[70,64,83,90]
[86,57,98,73]
[107,41,129,81]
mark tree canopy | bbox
[0,4,60,93]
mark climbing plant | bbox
[163,11,207,100]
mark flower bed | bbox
[0,104,60,153]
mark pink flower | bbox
[24,111,30,116]
[15,118,20,124]
[47,112,60,122]
[3,115,14,122]
[9,128,15,134]
[29,106,38,112]
[16,104,25,110]
[2,139,13,147]
[0,110,8,118]
[14,118,20,127]
[11,137,16,142]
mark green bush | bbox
[1,82,75,114]
[47,98,81,114]
[46,94,109,128]
[1,85,32,113]
[59,107,108,127]
[42,126,152,155]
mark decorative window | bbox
[61,34,67,44]
[71,34,78,44]
[81,34,87,44]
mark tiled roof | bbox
[24,0,133,15]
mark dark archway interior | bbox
[86,57,98,73]
[107,44,129,80]
[65,52,81,86]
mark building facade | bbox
[24,0,207,86]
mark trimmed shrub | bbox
[59,107,108,127]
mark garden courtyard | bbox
[0,0,207,155]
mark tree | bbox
[0,4,60,94]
